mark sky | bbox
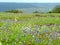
[0,0,60,3]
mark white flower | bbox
[32,35,34,38]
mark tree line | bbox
[5,5,60,13]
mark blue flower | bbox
[35,38,39,43]
[24,34,26,37]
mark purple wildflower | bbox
[51,32,58,40]
[30,31,35,36]
[24,34,26,37]
[35,38,39,43]
[43,30,49,34]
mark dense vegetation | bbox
[33,11,40,13]
[48,5,60,13]
[5,10,23,13]
[0,13,60,45]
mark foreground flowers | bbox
[0,24,60,45]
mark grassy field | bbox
[0,12,60,45]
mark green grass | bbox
[0,13,60,45]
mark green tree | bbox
[33,11,40,13]
[5,10,23,13]
[48,5,60,13]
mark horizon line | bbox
[0,2,60,3]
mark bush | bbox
[33,11,40,13]
[5,10,23,13]
[48,5,60,13]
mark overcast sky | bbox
[0,0,60,3]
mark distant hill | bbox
[0,3,60,13]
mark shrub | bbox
[5,10,23,13]
[48,5,60,13]
[33,11,40,13]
